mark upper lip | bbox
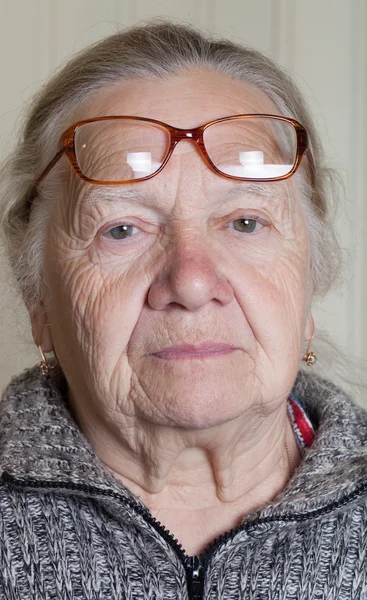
[149,343,237,354]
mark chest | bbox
[1,489,367,600]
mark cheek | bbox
[45,250,152,370]
[230,237,310,355]
[226,251,309,399]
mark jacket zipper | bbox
[185,556,204,600]
[3,471,367,600]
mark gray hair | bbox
[0,21,341,312]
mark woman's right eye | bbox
[104,224,140,240]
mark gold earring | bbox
[301,335,317,367]
[38,346,58,376]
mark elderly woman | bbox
[0,21,366,600]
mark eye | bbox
[104,224,140,240]
[230,219,262,233]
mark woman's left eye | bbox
[229,219,262,233]
[104,224,140,240]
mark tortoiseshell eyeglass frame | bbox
[27,114,312,213]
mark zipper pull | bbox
[185,556,204,600]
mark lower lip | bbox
[150,348,237,360]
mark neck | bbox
[69,392,301,507]
[69,391,302,554]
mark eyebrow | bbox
[223,180,289,203]
[79,185,154,207]
[78,179,289,212]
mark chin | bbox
[128,356,263,429]
[159,390,250,431]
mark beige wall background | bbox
[0,0,366,401]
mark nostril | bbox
[147,252,234,312]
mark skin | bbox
[32,69,314,555]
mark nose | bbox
[147,236,234,311]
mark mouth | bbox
[148,343,238,360]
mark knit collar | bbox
[287,394,315,453]
[1,366,367,518]
[0,367,134,502]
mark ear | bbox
[304,313,315,342]
[31,303,53,353]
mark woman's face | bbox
[38,69,313,430]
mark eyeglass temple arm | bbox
[26,148,65,214]
[305,147,316,186]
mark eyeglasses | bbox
[31,114,309,203]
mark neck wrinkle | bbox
[80,402,299,510]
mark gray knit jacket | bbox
[0,367,367,599]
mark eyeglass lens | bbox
[74,117,297,182]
